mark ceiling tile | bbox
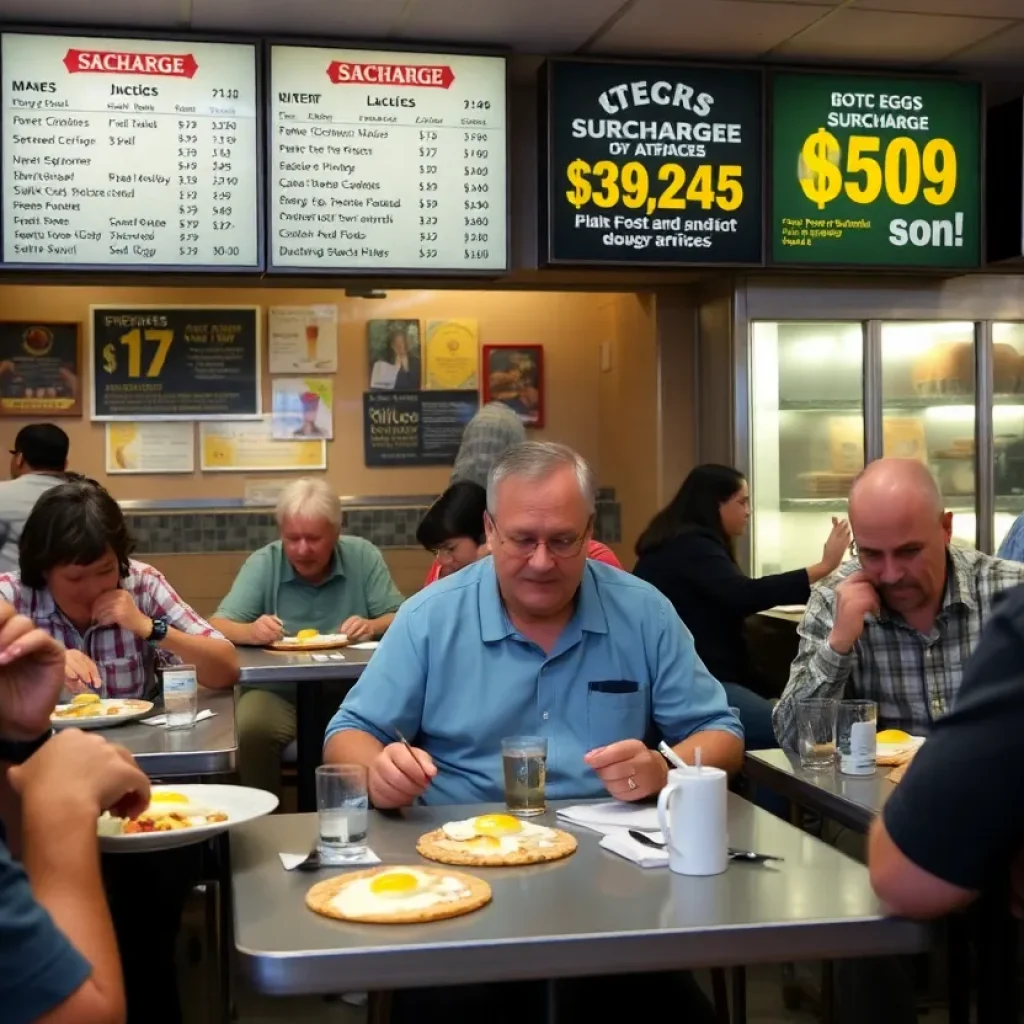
[189,0,407,35]
[0,0,184,27]
[851,0,1024,16]
[392,0,629,52]
[592,0,831,56]
[771,8,1012,63]
[934,20,1024,68]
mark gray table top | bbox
[757,607,804,624]
[238,645,374,684]
[116,688,237,778]
[746,749,896,834]
[231,797,926,996]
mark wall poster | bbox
[199,417,325,472]
[0,321,81,416]
[367,319,422,390]
[482,344,544,428]
[363,390,479,466]
[271,377,334,440]
[425,318,479,390]
[268,306,338,373]
[105,422,194,473]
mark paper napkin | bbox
[599,831,668,868]
[557,802,660,835]
[278,849,382,871]
[348,641,380,651]
[140,709,216,727]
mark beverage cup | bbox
[501,736,547,817]
[837,699,878,776]
[162,665,198,730]
[305,323,319,362]
[316,764,369,863]
[657,766,728,876]
[795,698,838,771]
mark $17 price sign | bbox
[545,61,763,265]
[771,73,981,268]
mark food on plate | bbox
[73,692,101,706]
[876,729,924,766]
[887,753,917,785]
[296,628,319,641]
[52,697,149,720]
[272,632,348,648]
[306,866,491,923]
[877,729,912,745]
[417,813,577,866]
[97,790,228,836]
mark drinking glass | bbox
[162,665,197,730]
[316,764,369,863]
[501,736,548,816]
[795,698,837,771]
[837,699,878,776]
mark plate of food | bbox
[51,693,154,730]
[416,812,577,867]
[98,784,279,853]
[306,866,491,924]
[876,729,925,766]
[268,629,349,652]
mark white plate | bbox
[51,699,154,731]
[877,736,926,759]
[99,784,279,854]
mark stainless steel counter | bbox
[745,748,896,834]
[116,688,237,778]
[237,645,375,683]
[231,797,926,996]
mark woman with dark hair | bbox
[417,481,489,581]
[633,464,850,750]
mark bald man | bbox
[774,458,1024,749]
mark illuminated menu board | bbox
[269,45,507,274]
[1,32,261,270]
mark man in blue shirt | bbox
[0,599,151,1024]
[325,441,742,810]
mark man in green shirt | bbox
[211,478,403,796]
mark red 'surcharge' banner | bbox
[62,49,199,78]
[326,61,454,89]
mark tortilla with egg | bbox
[268,632,349,652]
[417,825,577,867]
[306,866,491,924]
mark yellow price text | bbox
[565,159,743,216]
[799,129,956,211]
[101,329,174,378]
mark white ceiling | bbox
[3,0,1024,94]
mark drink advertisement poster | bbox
[771,73,981,268]
[0,321,81,417]
[91,306,260,420]
[268,306,338,374]
[363,390,479,466]
[544,60,762,266]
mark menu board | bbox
[1,32,260,270]
[269,45,507,274]
[771,73,981,268]
[544,60,762,266]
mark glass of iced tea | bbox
[304,323,319,362]
[502,736,548,816]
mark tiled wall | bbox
[126,494,622,556]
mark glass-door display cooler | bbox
[749,319,1023,579]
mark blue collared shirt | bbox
[325,558,741,805]
[998,514,1024,563]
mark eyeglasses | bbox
[487,515,592,560]
[432,542,461,563]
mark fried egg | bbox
[440,814,557,852]
[97,790,227,836]
[876,729,912,745]
[330,869,470,918]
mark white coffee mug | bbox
[656,767,728,876]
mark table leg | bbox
[946,914,971,1024]
[296,680,320,813]
[213,832,236,1023]
[545,978,558,1024]
[731,966,747,1024]
[975,889,1017,1024]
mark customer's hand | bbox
[829,571,881,654]
[64,649,102,694]
[339,616,374,643]
[368,742,436,808]
[0,602,66,741]
[585,739,668,802]
[9,728,150,819]
[822,517,852,571]
[92,589,151,639]
[249,615,284,646]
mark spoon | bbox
[627,830,783,863]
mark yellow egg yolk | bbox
[296,629,319,641]
[71,692,101,706]
[150,792,189,804]
[468,835,502,849]
[369,872,420,895]
[877,729,912,744]
[473,814,522,837]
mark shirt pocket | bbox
[586,685,648,750]
[99,654,148,698]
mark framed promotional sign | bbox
[770,72,981,268]
[543,59,763,266]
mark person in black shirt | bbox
[870,582,1024,917]
[633,464,850,749]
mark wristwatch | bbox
[146,617,170,646]
[0,729,52,764]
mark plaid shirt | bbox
[0,559,226,698]
[773,546,1024,750]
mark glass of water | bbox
[837,699,878,776]
[502,736,547,817]
[795,698,838,771]
[316,764,369,863]
[161,665,198,731]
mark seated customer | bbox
[633,464,850,750]
[418,479,621,585]
[0,478,238,696]
[774,459,1024,749]
[211,477,403,796]
[326,442,740,1023]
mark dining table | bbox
[230,796,927,1022]
[237,644,375,811]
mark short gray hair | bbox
[275,478,342,530]
[486,442,596,515]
